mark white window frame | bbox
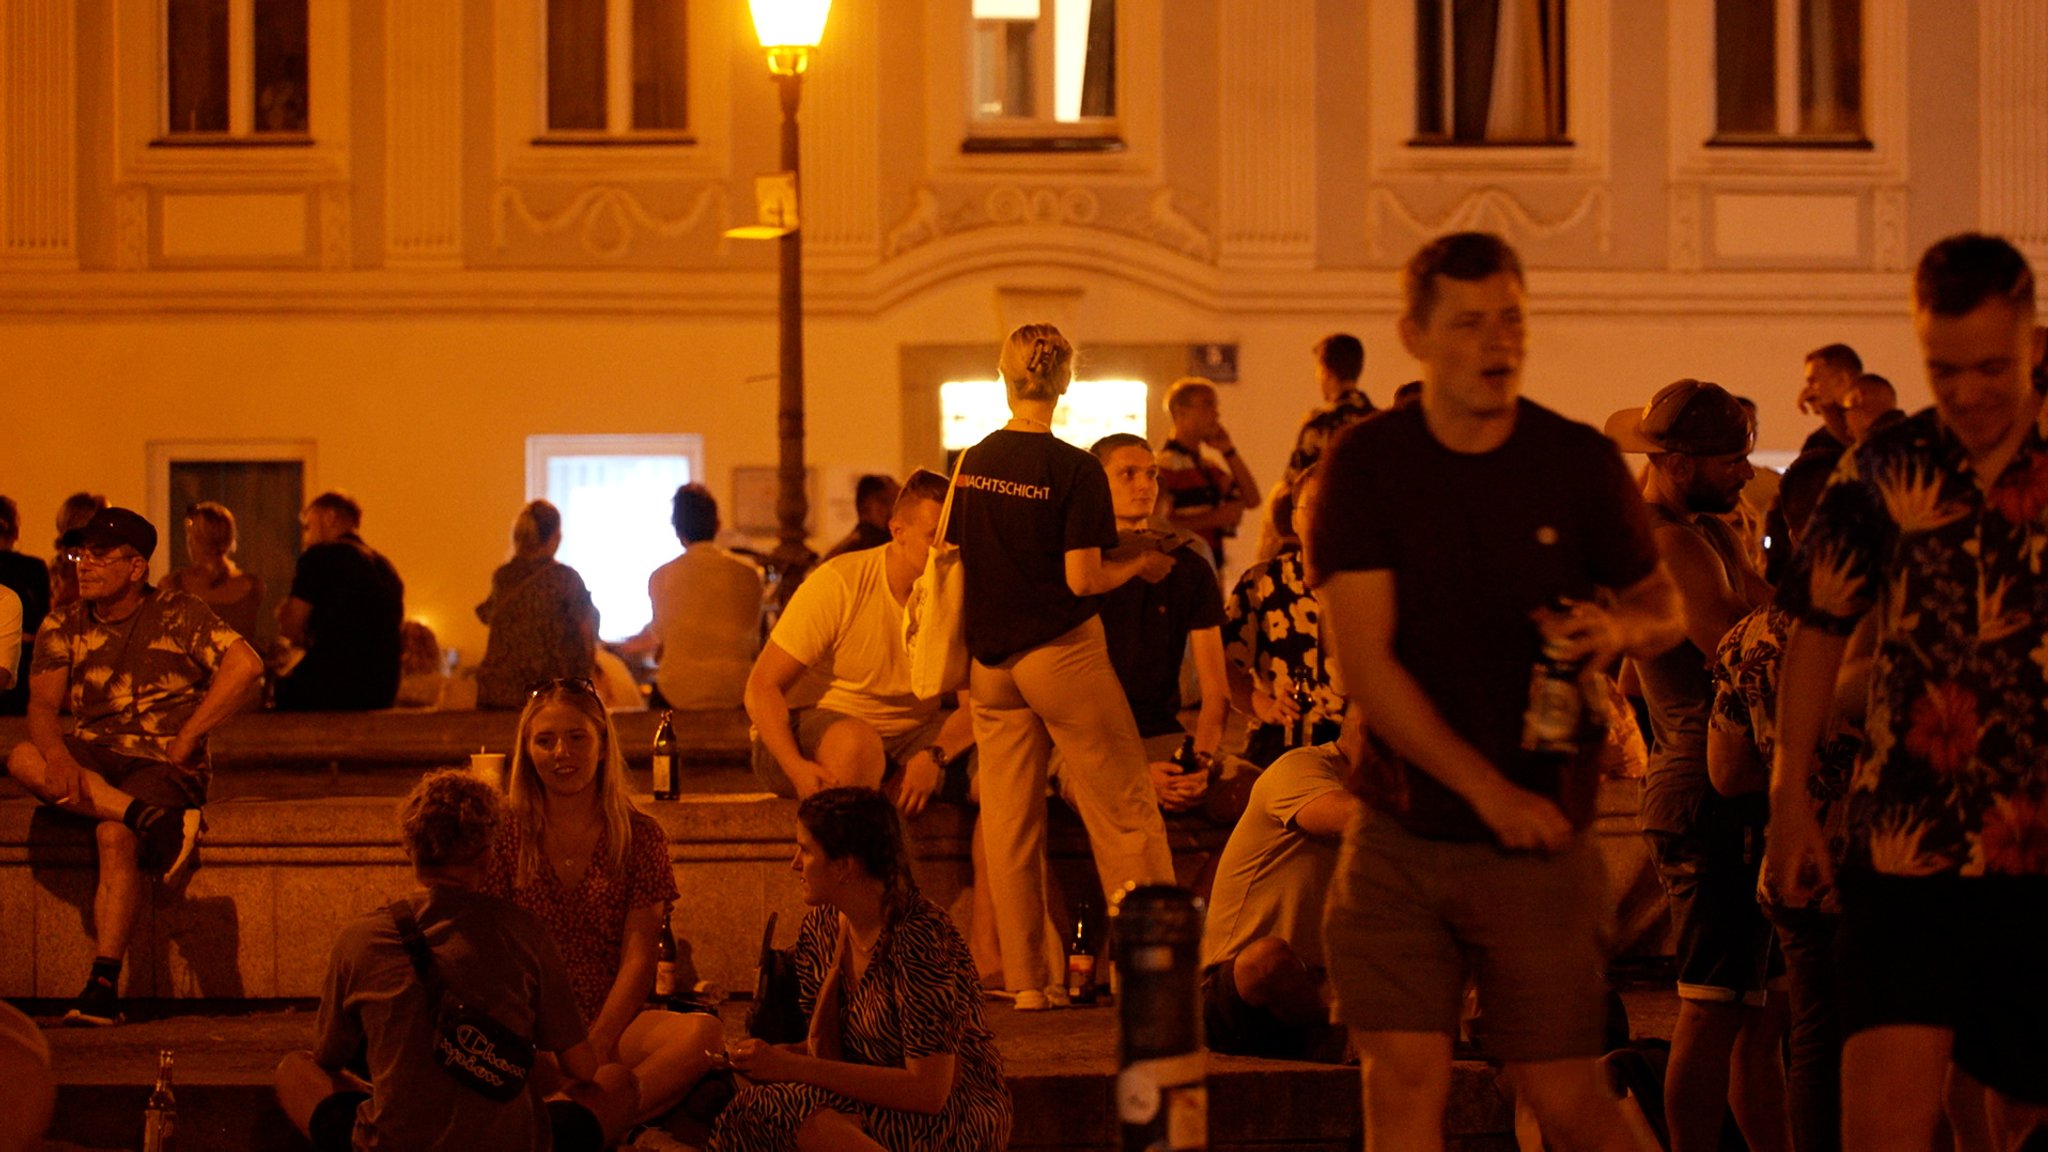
[1368,0,1609,179]
[1669,0,1904,181]
[925,0,1162,180]
[495,0,730,183]
[113,0,348,181]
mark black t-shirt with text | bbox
[1097,534,1225,737]
[948,430,1119,665]
[1309,400,1658,841]
[280,533,405,710]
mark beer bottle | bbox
[651,710,679,801]
[653,909,679,1008]
[1521,601,1585,756]
[1066,900,1098,1005]
[1290,673,1316,748]
[143,1048,176,1152]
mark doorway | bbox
[149,442,313,649]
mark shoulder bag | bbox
[902,450,971,698]
[388,899,536,1103]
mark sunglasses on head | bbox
[526,677,599,700]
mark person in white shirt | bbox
[743,470,974,817]
[644,484,764,710]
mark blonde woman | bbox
[474,501,598,710]
[947,323,1177,1009]
[483,680,724,1137]
[167,502,266,643]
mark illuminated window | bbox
[546,0,689,137]
[165,0,309,138]
[966,0,1120,152]
[941,379,1148,451]
[1713,0,1862,143]
[1414,0,1568,145]
[527,435,704,642]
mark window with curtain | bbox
[966,0,1119,151]
[165,0,309,138]
[545,0,689,137]
[1413,0,1567,145]
[1714,0,1863,143]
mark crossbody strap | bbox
[388,898,447,1001]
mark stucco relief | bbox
[491,184,728,260]
[319,186,352,271]
[1367,186,1612,258]
[1668,184,1704,272]
[1872,186,1908,271]
[114,187,149,271]
[884,183,1216,263]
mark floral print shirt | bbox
[1711,604,1864,904]
[1776,407,2048,878]
[1284,389,1376,483]
[1224,547,1347,756]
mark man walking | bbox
[1312,232,1682,1151]
[1769,233,2048,1150]
[5,508,263,1025]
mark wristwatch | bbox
[921,744,949,766]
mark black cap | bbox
[1604,379,1755,456]
[76,507,158,560]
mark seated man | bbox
[647,484,764,710]
[744,469,973,814]
[1084,434,1229,815]
[275,770,634,1152]
[1199,731,1361,1060]
[4,508,263,1026]
[820,473,900,561]
[276,492,406,712]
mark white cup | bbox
[470,752,507,787]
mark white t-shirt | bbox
[766,546,938,739]
[649,543,764,710]
[1199,744,1350,971]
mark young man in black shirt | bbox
[276,492,405,711]
[1311,232,1683,1150]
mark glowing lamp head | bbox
[751,0,832,74]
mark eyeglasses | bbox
[526,677,599,700]
[66,548,140,568]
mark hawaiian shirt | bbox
[1223,546,1348,759]
[1284,388,1376,483]
[1711,604,1864,904]
[31,587,241,766]
[1776,407,2048,878]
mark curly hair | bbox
[798,787,920,925]
[399,769,504,869]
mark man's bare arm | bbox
[24,667,85,805]
[1655,524,1758,658]
[1765,624,1853,903]
[167,640,265,767]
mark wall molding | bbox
[1367,185,1612,258]
[490,184,729,259]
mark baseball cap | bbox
[1604,379,1755,456]
[75,507,159,560]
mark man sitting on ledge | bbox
[5,507,263,1026]
[744,469,974,814]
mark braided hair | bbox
[798,787,920,926]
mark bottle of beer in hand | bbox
[1290,672,1316,749]
[1521,600,1585,756]
[653,909,679,1009]
[143,1048,176,1152]
[651,710,679,801]
[1067,900,1098,1005]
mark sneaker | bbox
[60,974,123,1027]
[1012,985,1070,1012]
[135,806,204,883]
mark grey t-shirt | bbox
[1199,745,1349,971]
[313,886,587,1152]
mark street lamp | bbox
[748,0,832,592]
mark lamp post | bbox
[748,0,832,593]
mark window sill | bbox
[531,132,699,148]
[961,134,1127,155]
[1407,136,1575,148]
[1705,133,1872,151]
[151,134,316,149]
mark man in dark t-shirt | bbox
[1310,232,1684,1148]
[276,492,405,712]
[1086,434,1228,814]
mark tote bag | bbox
[903,450,970,698]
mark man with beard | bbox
[1607,380,1787,1152]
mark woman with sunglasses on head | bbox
[713,787,1011,1152]
[483,679,725,1139]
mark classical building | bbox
[1,0,2042,656]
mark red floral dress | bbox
[483,810,678,1022]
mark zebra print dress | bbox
[710,899,1012,1152]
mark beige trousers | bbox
[970,616,1175,992]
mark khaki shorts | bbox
[1322,813,1613,1064]
[750,707,975,803]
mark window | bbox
[940,379,1147,451]
[1413,0,1567,145]
[1714,0,1862,143]
[165,0,310,138]
[527,435,705,642]
[966,0,1119,151]
[545,0,689,139]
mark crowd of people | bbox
[3,225,2045,1152]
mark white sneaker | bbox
[1012,985,1070,1011]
